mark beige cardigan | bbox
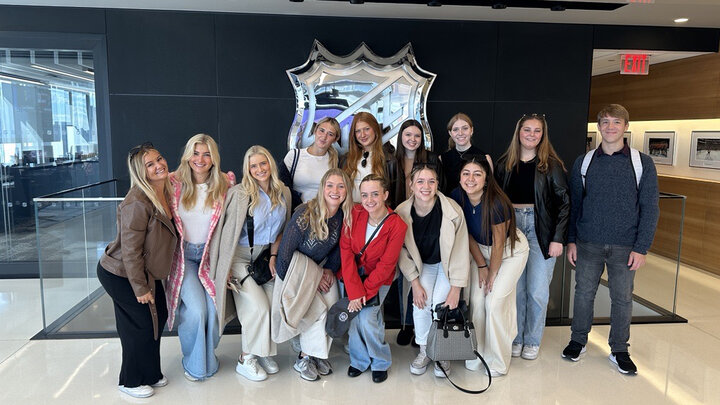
[395,192,471,317]
[208,183,292,335]
[271,251,326,344]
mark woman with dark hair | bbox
[396,164,469,377]
[450,157,529,377]
[440,113,493,194]
[392,119,444,345]
[279,117,341,208]
[97,143,176,398]
[340,174,407,384]
[341,112,398,206]
[209,145,292,382]
[496,114,569,361]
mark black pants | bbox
[97,263,168,387]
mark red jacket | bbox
[340,204,407,301]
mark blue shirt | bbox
[238,189,286,246]
[450,187,506,246]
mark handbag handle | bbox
[435,351,492,394]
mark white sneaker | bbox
[410,351,431,375]
[294,355,319,381]
[434,360,450,377]
[512,343,523,357]
[236,355,268,382]
[151,375,168,387]
[118,385,154,398]
[521,345,540,360]
[258,356,279,374]
[484,368,504,378]
[184,371,200,382]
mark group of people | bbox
[98,103,658,398]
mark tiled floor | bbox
[1,261,719,404]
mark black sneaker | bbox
[396,327,414,346]
[561,340,586,361]
[609,352,637,375]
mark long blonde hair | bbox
[313,117,341,169]
[499,114,566,174]
[343,112,386,183]
[299,168,353,240]
[240,145,286,214]
[127,142,170,216]
[175,134,229,209]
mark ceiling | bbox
[1,0,720,29]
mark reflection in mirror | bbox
[287,40,436,154]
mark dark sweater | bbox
[567,147,659,254]
[275,204,343,280]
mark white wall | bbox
[587,119,720,182]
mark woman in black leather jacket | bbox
[495,114,569,361]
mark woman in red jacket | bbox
[340,174,407,384]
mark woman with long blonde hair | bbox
[495,114,569,361]
[274,168,354,381]
[97,142,176,398]
[209,145,291,382]
[279,117,341,209]
[341,112,398,205]
[166,134,234,382]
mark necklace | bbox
[368,212,388,227]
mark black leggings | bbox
[97,263,168,387]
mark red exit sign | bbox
[621,54,650,75]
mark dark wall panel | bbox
[106,10,217,96]
[594,25,720,52]
[109,95,218,188]
[0,5,105,33]
[215,15,497,102]
[217,97,296,175]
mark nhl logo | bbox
[287,40,436,154]
[339,312,349,322]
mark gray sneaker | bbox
[294,355,319,381]
[410,351,431,375]
[312,357,333,375]
[434,360,451,377]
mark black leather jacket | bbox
[495,157,570,259]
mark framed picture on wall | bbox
[690,131,720,169]
[586,132,597,152]
[644,131,675,165]
[624,131,632,146]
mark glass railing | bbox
[34,180,120,336]
[562,192,686,324]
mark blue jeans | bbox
[570,241,635,353]
[348,285,391,372]
[513,207,557,347]
[177,242,220,379]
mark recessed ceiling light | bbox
[674,18,689,23]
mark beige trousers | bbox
[466,230,529,375]
[230,245,276,357]
[298,283,339,359]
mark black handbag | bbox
[426,301,492,394]
[239,206,273,286]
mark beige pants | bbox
[298,283,339,359]
[466,230,529,375]
[230,245,276,357]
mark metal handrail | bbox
[34,197,123,202]
[35,179,117,199]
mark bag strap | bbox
[240,204,255,286]
[357,212,396,259]
[290,148,300,185]
[435,351,492,394]
[582,147,642,190]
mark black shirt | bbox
[506,159,536,204]
[441,145,487,195]
[411,198,442,264]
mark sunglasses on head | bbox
[522,113,546,120]
[361,151,369,168]
[129,142,154,159]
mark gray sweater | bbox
[567,147,659,254]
